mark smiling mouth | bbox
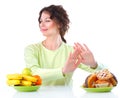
[41,29,48,32]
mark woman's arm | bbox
[74,43,107,72]
[24,45,65,83]
[79,63,107,73]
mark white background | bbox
[0,0,120,86]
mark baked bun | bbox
[96,69,113,80]
[95,80,112,88]
[84,74,97,88]
[83,69,118,88]
[109,73,118,86]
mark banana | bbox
[22,75,37,82]
[7,73,23,80]
[6,73,40,87]
[21,80,32,86]
[7,79,21,86]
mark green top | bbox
[24,42,105,86]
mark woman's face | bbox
[39,12,59,37]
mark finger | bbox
[74,42,81,49]
[72,48,80,60]
[73,44,83,61]
[67,52,73,61]
[74,43,82,54]
[74,54,82,64]
[74,57,81,67]
[83,44,91,52]
[77,43,86,51]
[73,43,79,50]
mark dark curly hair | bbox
[38,5,70,43]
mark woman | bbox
[24,5,105,86]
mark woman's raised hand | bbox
[62,42,97,75]
[74,43,97,68]
[62,43,82,74]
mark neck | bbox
[43,35,62,50]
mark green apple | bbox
[22,68,32,76]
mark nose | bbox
[39,21,45,27]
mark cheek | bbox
[48,25,59,34]
[50,24,59,32]
[48,22,56,28]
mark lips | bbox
[40,29,48,32]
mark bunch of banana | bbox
[6,73,38,86]
[7,73,22,86]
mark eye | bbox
[45,19,51,22]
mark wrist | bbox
[62,68,66,76]
[90,62,98,69]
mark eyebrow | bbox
[40,17,51,20]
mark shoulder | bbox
[62,42,73,51]
[24,42,42,52]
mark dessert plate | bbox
[81,86,113,92]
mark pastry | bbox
[84,74,98,88]
[83,69,118,88]
[96,69,113,80]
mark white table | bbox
[1,84,120,98]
